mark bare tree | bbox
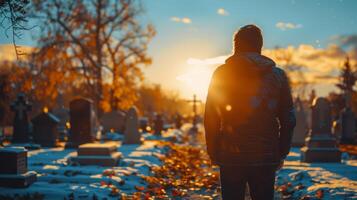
[0,0,30,59]
[270,46,309,98]
[32,0,155,114]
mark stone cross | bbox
[186,94,202,126]
[10,93,32,143]
[11,94,31,120]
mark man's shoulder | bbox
[271,66,286,76]
[271,66,288,83]
[214,64,226,73]
[211,64,227,78]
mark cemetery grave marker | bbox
[66,98,95,148]
[71,143,122,166]
[153,114,164,136]
[31,111,60,147]
[0,147,37,187]
[340,107,356,144]
[10,93,31,144]
[100,110,126,134]
[123,107,142,144]
[301,97,341,162]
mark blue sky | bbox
[1,0,357,99]
[141,0,357,99]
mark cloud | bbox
[263,44,351,85]
[276,22,302,30]
[265,44,349,69]
[179,44,356,94]
[170,17,181,22]
[217,8,229,16]
[181,18,192,24]
[170,16,192,24]
[332,34,357,49]
[176,44,357,99]
[187,56,227,66]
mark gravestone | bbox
[301,97,341,163]
[10,93,32,143]
[100,110,126,134]
[0,147,37,187]
[174,113,183,129]
[66,98,95,148]
[340,107,356,144]
[123,107,142,144]
[71,143,122,166]
[31,111,60,147]
[292,98,308,147]
[153,114,164,136]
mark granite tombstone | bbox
[174,113,183,129]
[10,93,31,143]
[66,98,95,148]
[153,114,164,136]
[123,107,142,144]
[340,107,356,144]
[100,110,126,134]
[0,147,37,187]
[301,97,341,162]
[71,143,122,166]
[31,111,60,147]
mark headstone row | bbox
[8,94,143,148]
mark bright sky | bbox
[1,0,357,101]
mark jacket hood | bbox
[225,52,275,73]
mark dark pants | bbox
[219,165,277,200]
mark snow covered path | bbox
[0,128,357,199]
[0,141,166,200]
[275,148,357,199]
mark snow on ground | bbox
[1,127,357,199]
[275,148,357,199]
[0,140,167,200]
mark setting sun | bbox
[176,56,226,100]
[176,64,214,101]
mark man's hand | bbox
[276,160,284,171]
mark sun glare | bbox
[176,64,215,101]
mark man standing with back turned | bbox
[204,24,296,200]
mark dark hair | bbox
[234,24,263,54]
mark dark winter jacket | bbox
[204,52,296,166]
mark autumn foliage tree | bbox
[0,60,33,125]
[32,0,155,114]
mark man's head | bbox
[234,24,263,54]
